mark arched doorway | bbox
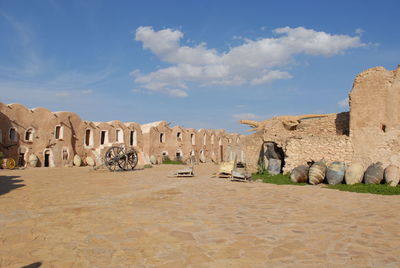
[43,149,53,167]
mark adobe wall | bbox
[241,112,352,173]
[349,66,400,168]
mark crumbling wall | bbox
[350,65,400,168]
[240,131,264,173]
[241,112,351,173]
[283,136,353,173]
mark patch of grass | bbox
[162,159,184,165]
[252,171,306,186]
[326,183,400,195]
[253,171,400,195]
[143,164,153,168]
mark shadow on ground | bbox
[0,175,24,196]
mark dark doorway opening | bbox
[18,153,25,167]
[44,151,50,167]
[263,142,285,173]
[219,145,223,162]
[176,151,182,161]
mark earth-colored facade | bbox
[0,106,242,168]
[1,65,399,172]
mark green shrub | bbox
[143,164,153,168]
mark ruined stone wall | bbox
[240,131,264,173]
[283,136,353,173]
[350,66,400,168]
[240,112,351,173]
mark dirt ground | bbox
[0,163,399,268]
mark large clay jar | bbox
[326,161,346,185]
[384,165,399,187]
[86,156,95,167]
[345,162,364,185]
[28,154,38,167]
[290,165,309,183]
[73,155,82,167]
[150,155,157,165]
[364,162,384,184]
[308,161,326,185]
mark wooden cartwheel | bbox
[1,158,16,169]
[104,146,138,172]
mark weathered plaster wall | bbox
[350,66,400,168]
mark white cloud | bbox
[81,89,94,94]
[233,113,261,120]
[133,26,365,97]
[355,28,364,35]
[338,97,349,109]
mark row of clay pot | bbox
[290,161,399,187]
[27,154,95,167]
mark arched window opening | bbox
[191,134,195,145]
[177,132,182,142]
[9,128,17,142]
[116,129,124,143]
[85,129,93,147]
[62,148,69,160]
[54,125,63,139]
[203,134,207,145]
[100,130,108,145]
[130,130,137,146]
[24,128,34,142]
[160,133,165,143]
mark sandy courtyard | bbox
[0,164,399,268]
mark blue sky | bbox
[0,0,399,133]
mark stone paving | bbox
[0,164,399,267]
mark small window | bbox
[85,129,93,146]
[9,128,17,142]
[24,128,34,142]
[203,134,207,145]
[130,130,137,146]
[236,137,240,144]
[177,132,182,142]
[228,138,232,144]
[100,130,108,145]
[381,124,386,133]
[116,129,124,143]
[191,134,195,145]
[176,150,182,161]
[211,134,215,145]
[55,125,63,139]
[160,133,165,143]
[62,148,69,160]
